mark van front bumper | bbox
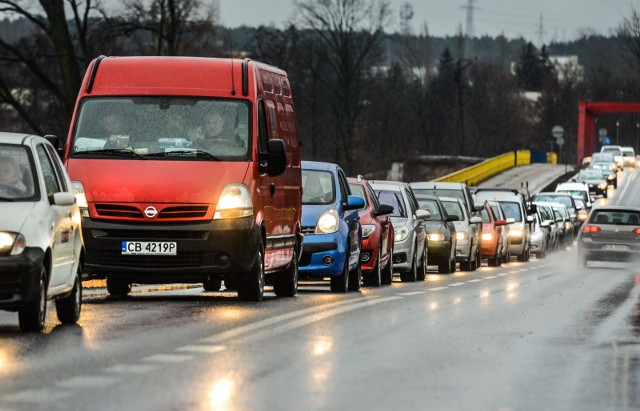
[81,216,260,283]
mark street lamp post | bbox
[636,123,639,154]
[616,121,620,145]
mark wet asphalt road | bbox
[0,168,639,411]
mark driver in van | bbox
[192,111,244,149]
[0,156,27,193]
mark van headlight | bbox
[71,181,89,218]
[0,232,26,256]
[316,210,339,234]
[361,224,376,238]
[214,184,253,219]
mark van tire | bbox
[56,266,82,324]
[19,266,47,332]
[106,277,131,297]
[274,249,299,297]
[238,248,265,301]
[330,255,349,293]
[203,278,222,292]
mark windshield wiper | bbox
[144,150,221,160]
[72,149,145,160]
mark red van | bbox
[64,56,302,301]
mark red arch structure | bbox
[578,101,640,164]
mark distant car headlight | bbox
[509,229,523,238]
[316,210,339,234]
[564,221,572,230]
[361,224,376,238]
[394,226,409,242]
[481,233,493,241]
[578,211,588,221]
[71,181,89,218]
[0,232,26,256]
[214,184,253,219]
[598,182,607,190]
[456,232,467,240]
[607,174,615,180]
[428,233,444,241]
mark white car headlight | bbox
[456,232,467,240]
[509,229,523,238]
[71,181,89,217]
[214,184,253,219]
[598,182,607,189]
[361,224,376,238]
[394,226,409,242]
[428,233,444,241]
[316,210,339,234]
[0,232,26,255]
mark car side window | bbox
[44,144,68,191]
[405,188,418,215]
[366,183,380,211]
[257,100,269,155]
[337,170,349,204]
[36,145,62,199]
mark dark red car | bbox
[479,200,508,266]
[348,176,394,286]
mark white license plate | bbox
[601,244,630,252]
[121,241,177,255]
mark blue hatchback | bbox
[300,161,365,292]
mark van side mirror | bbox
[259,139,287,176]
[375,204,394,216]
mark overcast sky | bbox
[217,0,639,43]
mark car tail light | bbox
[582,225,601,233]
[633,228,640,235]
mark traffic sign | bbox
[556,137,564,146]
[552,125,565,139]
[599,128,607,137]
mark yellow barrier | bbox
[547,152,557,164]
[433,150,532,186]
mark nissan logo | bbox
[144,206,158,218]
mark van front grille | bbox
[95,204,143,218]
[158,206,208,219]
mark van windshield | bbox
[70,97,251,160]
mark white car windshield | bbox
[0,144,37,201]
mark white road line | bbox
[518,269,528,272]
[177,345,227,354]
[429,287,449,291]
[3,389,71,403]
[449,282,466,287]
[240,297,403,344]
[397,291,426,296]
[199,297,379,344]
[508,271,518,274]
[57,375,119,389]
[497,273,509,277]
[142,354,193,363]
[484,276,497,279]
[104,364,159,375]
[466,279,482,283]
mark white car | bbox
[600,145,624,170]
[0,132,83,332]
[621,146,636,168]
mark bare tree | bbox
[295,0,391,169]
[620,7,640,73]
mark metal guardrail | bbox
[432,150,542,186]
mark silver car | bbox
[529,211,549,258]
[440,197,482,271]
[534,202,560,252]
[370,181,429,282]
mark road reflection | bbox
[609,341,640,409]
[207,377,235,410]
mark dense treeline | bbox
[1,0,640,175]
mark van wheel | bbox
[274,248,299,297]
[106,277,131,297]
[381,250,394,285]
[238,247,265,301]
[56,266,82,324]
[330,255,349,293]
[348,260,362,291]
[203,278,222,292]
[19,266,47,332]
[365,250,382,287]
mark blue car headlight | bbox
[316,210,339,234]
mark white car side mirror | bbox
[53,192,76,206]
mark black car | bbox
[413,194,458,274]
[576,169,608,198]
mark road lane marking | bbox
[518,269,528,272]
[104,364,159,374]
[142,354,193,363]
[239,297,403,343]
[177,345,227,354]
[497,273,509,277]
[199,297,381,344]
[3,389,71,403]
[58,375,119,388]
[429,287,448,291]
[466,279,482,283]
[484,276,497,279]
[449,282,466,287]
[397,291,426,296]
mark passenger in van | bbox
[0,156,27,193]
[102,113,130,149]
[193,111,244,149]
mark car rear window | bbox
[589,210,640,225]
[498,201,522,222]
[534,194,573,209]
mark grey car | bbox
[370,181,429,282]
[577,206,640,266]
[439,197,482,271]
